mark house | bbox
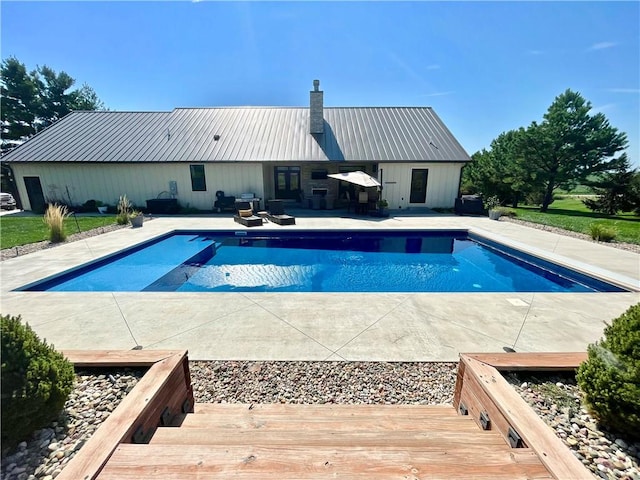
[1,80,471,213]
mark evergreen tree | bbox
[520,89,628,212]
[583,154,637,215]
[1,57,105,150]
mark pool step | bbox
[97,403,554,479]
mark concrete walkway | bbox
[1,212,638,361]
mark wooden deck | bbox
[57,350,593,479]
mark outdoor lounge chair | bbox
[233,201,263,227]
[266,200,296,226]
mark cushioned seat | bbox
[266,200,296,226]
[233,201,263,227]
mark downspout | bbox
[457,162,466,197]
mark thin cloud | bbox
[588,42,617,51]
[387,50,426,85]
[606,88,640,94]
[591,103,616,113]
[425,64,440,70]
[420,91,454,97]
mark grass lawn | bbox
[508,197,640,245]
[0,215,118,249]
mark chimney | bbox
[309,79,323,134]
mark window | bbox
[410,169,428,203]
[311,169,328,180]
[190,165,206,191]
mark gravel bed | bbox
[500,217,640,254]
[1,369,144,480]
[190,361,458,405]
[506,371,640,480]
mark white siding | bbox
[11,162,264,211]
[378,163,464,209]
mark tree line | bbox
[461,89,639,215]
[1,56,105,152]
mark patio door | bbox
[274,166,301,200]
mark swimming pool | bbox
[18,230,627,293]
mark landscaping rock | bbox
[507,372,640,480]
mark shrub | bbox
[498,207,516,218]
[42,203,70,243]
[116,194,132,225]
[577,304,640,440]
[1,314,75,450]
[588,223,617,242]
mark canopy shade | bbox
[327,171,381,188]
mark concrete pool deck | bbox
[1,212,638,361]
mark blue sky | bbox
[2,1,639,166]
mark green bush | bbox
[588,223,617,242]
[1,314,75,450]
[577,304,640,440]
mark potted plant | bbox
[377,199,389,217]
[484,196,502,220]
[129,210,144,228]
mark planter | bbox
[130,215,144,228]
[488,209,502,220]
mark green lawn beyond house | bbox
[508,197,640,245]
[0,215,117,250]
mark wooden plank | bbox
[121,355,194,442]
[150,427,508,448]
[57,351,190,480]
[99,444,553,480]
[180,413,480,432]
[466,352,587,371]
[62,350,183,367]
[194,403,457,416]
[458,363,526,447]
[453,354,466,407]
[460,355,592,480]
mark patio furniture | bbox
[266,200,296,226]
[233,201,263,227]
[454,195,485,215]
[214,191,236,213]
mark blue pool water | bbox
[19,230,626,293]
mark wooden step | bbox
[150,426,508,448]
[184,403,475,433]
[194,403,458,417]
[179,412,480,432]
[98,444,553,480]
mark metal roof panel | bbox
[2,107,471,163]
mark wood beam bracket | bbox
[479,411,490,430]
[508,426,523,448]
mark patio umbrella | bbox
[327,171,381,188]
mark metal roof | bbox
[1,107,471,163]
